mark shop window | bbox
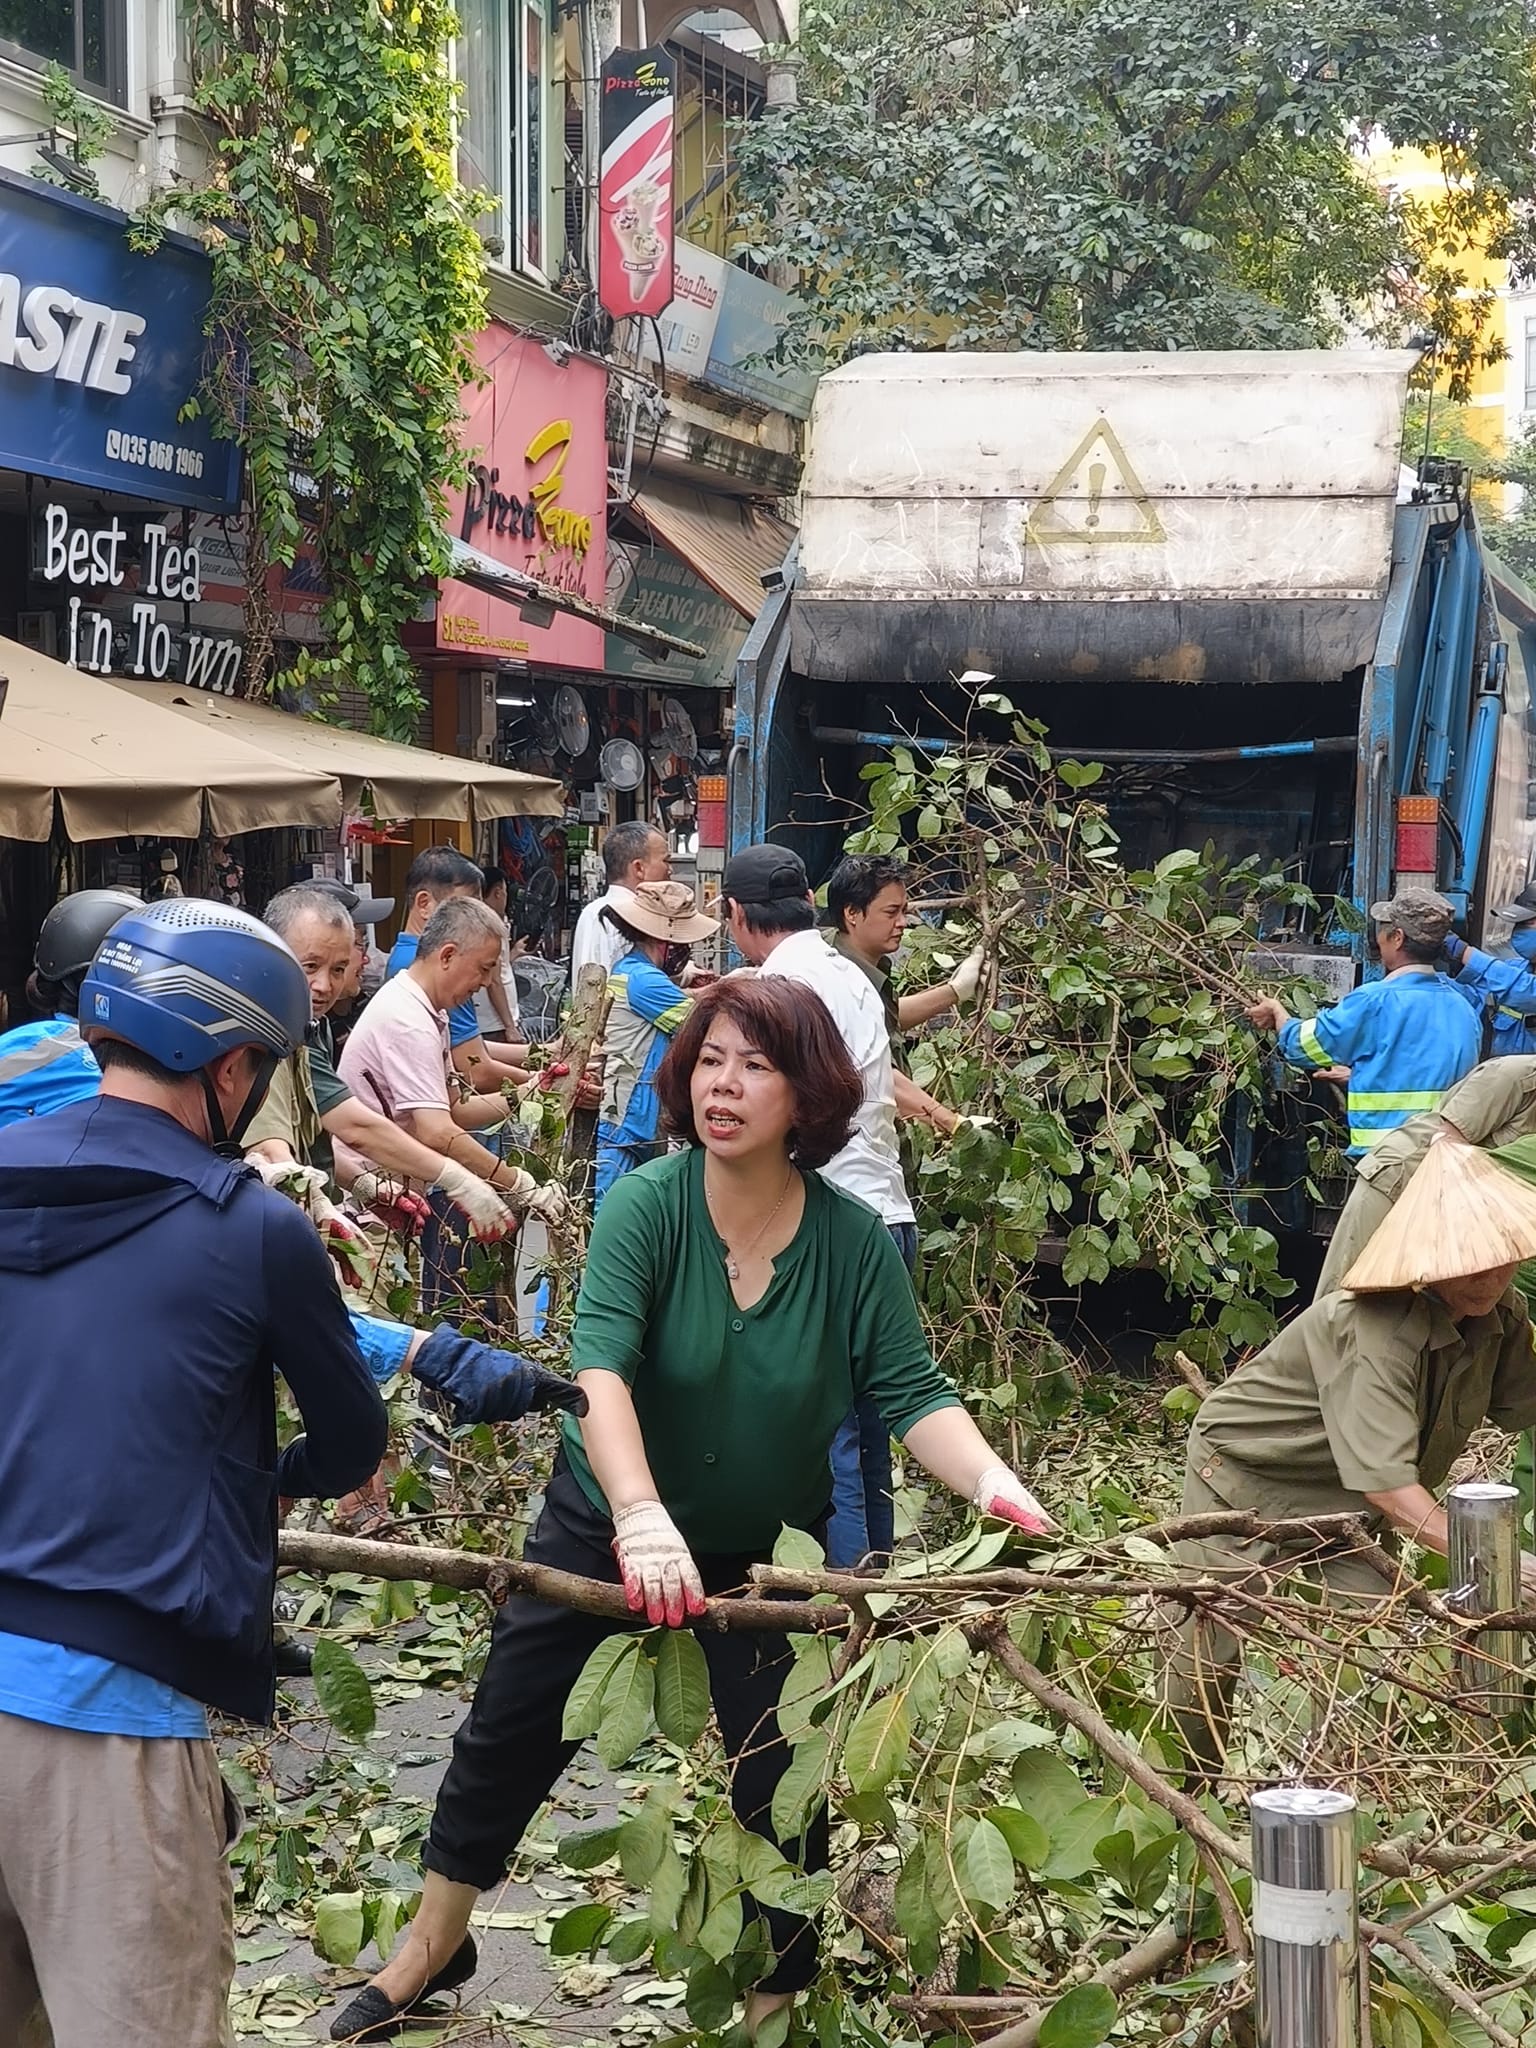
[457,0,549,280]
[0,0,126,107]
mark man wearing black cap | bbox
[1445,883,1536,1059]
[721,844,913,1569]
[307,875,394,1047]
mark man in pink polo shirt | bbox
[340,897,566,1236]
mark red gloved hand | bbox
[611,1501,708,1627]
[373,1190,431,1236]
[537,1060,571,1091]
[971,1466,1057,1536]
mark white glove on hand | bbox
[611,1500,707,1627]
[251,1158,360,1239]
[948,943,987,1006]
[431,1158,514,1240]
[972,1464,1057,1536]
[502,1166,572,1227]
[348,1170,398,1208]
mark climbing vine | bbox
[140,0,487,735]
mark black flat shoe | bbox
[273,1636,314,1679]
[328,1934,477,2042]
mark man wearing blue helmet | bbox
[0,898,388,2048]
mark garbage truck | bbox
[726,349,1536,1231]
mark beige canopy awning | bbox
[112,682,564,823]
[0,636,344,844]
[627,482,796,619]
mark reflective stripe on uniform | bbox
[1296,1018,1331,1067]
[1346,1090,1445,1112]
[0,1034,82,1086]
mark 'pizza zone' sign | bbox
[35,500,243,693]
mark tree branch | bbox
[978,1919,1191,2048]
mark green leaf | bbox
[1010,1753,1088,1831]
[1042,1798,1122,1881]
[549,1903,612,1957]
[1038,1982,1118,2048]
[559,1823,623,1872]
[312,1891,365,1967]
[647,1839,688,1935]
[772,1731,830,1838]
[595,1641,655,1768]
[985,1803,1050,1871]
[653,1629,710,1748]
[562,1632,641,1740]
[686,1959,738,2030]
[311,1638,375,1741]
[618,1799,670,1886]
[606,1916,653,1965]
[961,1817,1016,1912]
[844,1695,912,1794]
[772,1525,826,1570]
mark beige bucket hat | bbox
[607,880,719,946]
[1342,1136,1536,1290]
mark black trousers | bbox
[424,1458,830,1993]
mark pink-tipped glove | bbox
[611,1500,708,1627]
[972,1465,1057,1536]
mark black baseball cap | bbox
[308,875,395,925]
[1494,884,1536,925]
[721,844,811,905]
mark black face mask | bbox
[664,944,692,980]
[201,1050,281,1158]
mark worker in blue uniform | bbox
[1445,883,1536,1058]
[0,888,141,1129]
[1246,888,1479,1156]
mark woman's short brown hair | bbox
[656,976,862,1170]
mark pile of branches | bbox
[282,1503,1536,2048]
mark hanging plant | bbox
[134,0,488,736]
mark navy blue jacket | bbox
[0,1096,388,1722]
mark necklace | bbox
[707,1165,795,1280]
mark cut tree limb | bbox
[277,1528,845,1633]
[976,1918,1191,2048]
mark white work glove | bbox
[611,1500,708,1627]
[971,1464,1057,1536]
[948,943,987,1006]
[250,1158,360,1239]
[502,1166,572,1227]
[430,1158,515,1240]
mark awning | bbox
[627,482,795,620]
[444,534,708,662]
[111,682,565,823]
[0,635,343,843]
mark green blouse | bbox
[562,1147,959,1551]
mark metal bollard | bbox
[1447,1480,1524,1720]
[1251,1786,1359,2048]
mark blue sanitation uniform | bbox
[0,1017,101,1130]
[0,1095,387,1724]
[1277,966,1479,1155]
[595,950,691,1207]
[1451,946,1536,1058]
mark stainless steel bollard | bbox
[1447,1480,1524,1720]
[1251,1786,1358,2048]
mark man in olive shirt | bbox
[1170,1144,1536,1778]
[1315,1055,1536,1296]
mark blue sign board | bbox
[705,263,817,420]
[0,170,242,514]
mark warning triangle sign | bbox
[1025,417,1166,548]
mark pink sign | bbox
[436,324,609,670]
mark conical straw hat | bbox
[1342,1135,1536,1291]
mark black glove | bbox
[410,1326,589,1425]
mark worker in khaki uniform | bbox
[1316,1056,1536,1297]
[1168,1135,1536,1781]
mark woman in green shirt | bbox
[330,977,1053,2044]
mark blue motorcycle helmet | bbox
[80,898,311,1149]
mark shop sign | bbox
[0,171,243,515]
[437,326,609,669]
[598,48,677,322]
[605,540,745,688]
[34,499,243,691]
[703,262,817,419]
[638,240,816,419]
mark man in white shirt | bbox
[570,822,672,980]
[722,843,913,1567]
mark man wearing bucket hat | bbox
[1445,882,1536,1059]
[1167,1134,1536,1781]
[1246,888,1479,1157]
[595,881,720,1206]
